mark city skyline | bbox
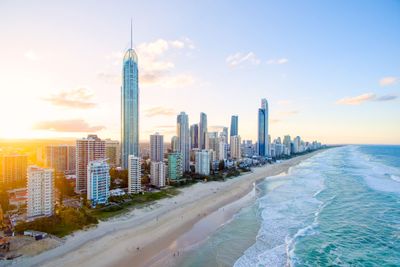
[0,1,399,144]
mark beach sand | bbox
[12,150,322,267]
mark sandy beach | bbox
[10,150,323,267]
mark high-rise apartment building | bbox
[150,161,166,187]
[150,133,164,162]
[195,150,210,176]
[177,112,190,172]
[199,113,208,149]
[0,154,28,188]
[258,98,269,157]
[128,155,141,194]
[105,139,120,168]
[171,136,179,152]
[27,166,54,218]
[76,135,105,193]
[190,124,199,149]
[45,145,76,174]
[168,152,183,181]
[87,159,110,207]
[230,135,241,160]
[230,115,238,137]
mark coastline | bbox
[11,150,324,267]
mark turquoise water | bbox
[179,146,400,266]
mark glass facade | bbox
[230,115,238,136]
[121,48,139,169]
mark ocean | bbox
[177,145,400,266]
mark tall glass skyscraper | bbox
[121,24,139,169]
[177,112,190,172]
[258,98,269,157]
[199,112,208,149]
[190,124,199,149]
[230,115,238,136]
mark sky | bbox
[0,0,399,144]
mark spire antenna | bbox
[130,18,133,49]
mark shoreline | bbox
[11,150,324,267]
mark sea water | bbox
[178,146,400,266]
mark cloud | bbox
[336,93,376,105]
[267,58,289,65]
[43,88,96,109]
[33,119,105,132]
[25,50,40,61]
[379,76,398,87]
[375,95,398,101]
[226,52,261,68]
[336,93,397,105]
[144,106,176,117]
[102,38,196,88]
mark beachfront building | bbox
[258,98,269,157]
[168,152,183,181]
[105,139,120,167]
[150,133,164,162]
[195,150,210,176]
[76,135,106,193]
[121,22,139,169]
[190,124,199,149]
[150,161,167,187]
[283,135,292,155]
[27,166,54,218]
[230,135,241,160]
[87,159,110,207]
[128,155,142,194]
[199,112,208,149]
[177,112,190,172]
[0,154,28,188]
[45,145,76,174]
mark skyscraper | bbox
[87,159,110,207]
[190,124,199,149]
[230,115,238,137]
[121,22,139,169]
[150,161,167,187]
[128,155,141,194]
[230,135,241,160]
[168,152,183,180]
[0,154,27,188]
[177,112,190,172]
[105,139,120,168]
[258,98,269,157]
[199,112,207,149]
[150,133,164,162]
[195,150,210,176]
[170,136,178,152]
[27,166,54,218]
[45,145,76,174]
[76,135,105,193]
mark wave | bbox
[234,151,331,267]
[349,146,400,193]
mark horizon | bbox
[1,1,399,144]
